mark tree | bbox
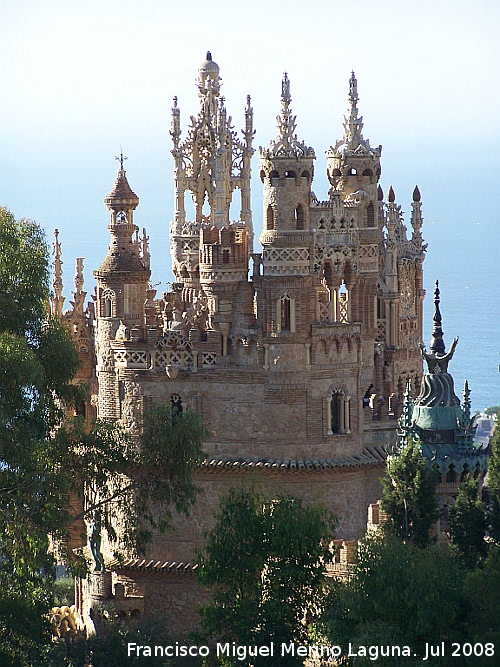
[486,416,500,542]
[196,487,338,666]
[463,544,500,648]
[322,534,468,666]
[449,475,488,569]
[0,207,207,665]
[380,438,439,548]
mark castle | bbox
[53,53,430,630]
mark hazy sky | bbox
[1,0,499,407]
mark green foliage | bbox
[484,406,499,417]
[196,487,337,666]
[47,611,203,667]
[323,534,468,666]
[486,419,500,542]
[53,576,75,607]
[449,476,488,569]
[463,544,500,648]
[380,439,439,547]
[0,207,209,662]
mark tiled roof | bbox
[105,169,139,205]
[197,445,387,472]
[107,558,198,574]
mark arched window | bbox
[170,393,183,421]
[285,170,296,179]
[349,167,357,176]
[266,205,275,230]
[102,289,115,318]
[300,170,310,181]
[259,170,265,183]
[281,296,291,331]
[295,204,304,230]
[269,170,279,181]
[367,202,375,227]
[276,294,295,333]
[323,389,351,436]
[331,394,342,434]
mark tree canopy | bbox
[196,487,338,666]
[380,438,439,547]
[0,207,207,665]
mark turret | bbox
[169,52,254,289]
[94,155,150,333]
[259,73,315,236]
[326,72,382,227]
[398,282,488,479]
[199,222,249,354]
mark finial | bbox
[413,185,421,202]
[377,185,384,201]
[281,72,291,106]
[388,185,395,203]
[206,51,212,61]
[51,228,65,317]
[71,258,86,316]
[430,280,445,354]
[349,71,359,103]
[115,149,127,171]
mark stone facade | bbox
[54,54,429,631]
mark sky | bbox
[1,0,499,409]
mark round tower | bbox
[93,157,151,419]
[326,72,382,228]
[259,73,315,236]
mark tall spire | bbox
[266,73,314,159]
[329,72,381,158]
[430,280,445,355]
[51,229,65,317]
[344,71,364,149]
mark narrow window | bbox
[222,249,230,264]
[171,393,183,421]
[367,202,375,227]
[281,296,291,331]
[331,394,341,434]
[266,205,275,230]
[295,204,304,230]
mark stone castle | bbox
[52,53,431,630]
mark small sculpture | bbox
[89,511,105,572]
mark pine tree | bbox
[449,475,488,569]
[380,438,439,548]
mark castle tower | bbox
[397,282,489,517]
[326,71,382,219]
[93,156,151,419]
[169,52,255,291]
[257,74,316,348]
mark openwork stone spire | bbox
[330,72,381,157]
[265,73,314,159]
[169,53,255,283]
[51,229,65,317]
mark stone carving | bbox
[122,381,142,432]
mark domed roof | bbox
[199,51,219,75]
